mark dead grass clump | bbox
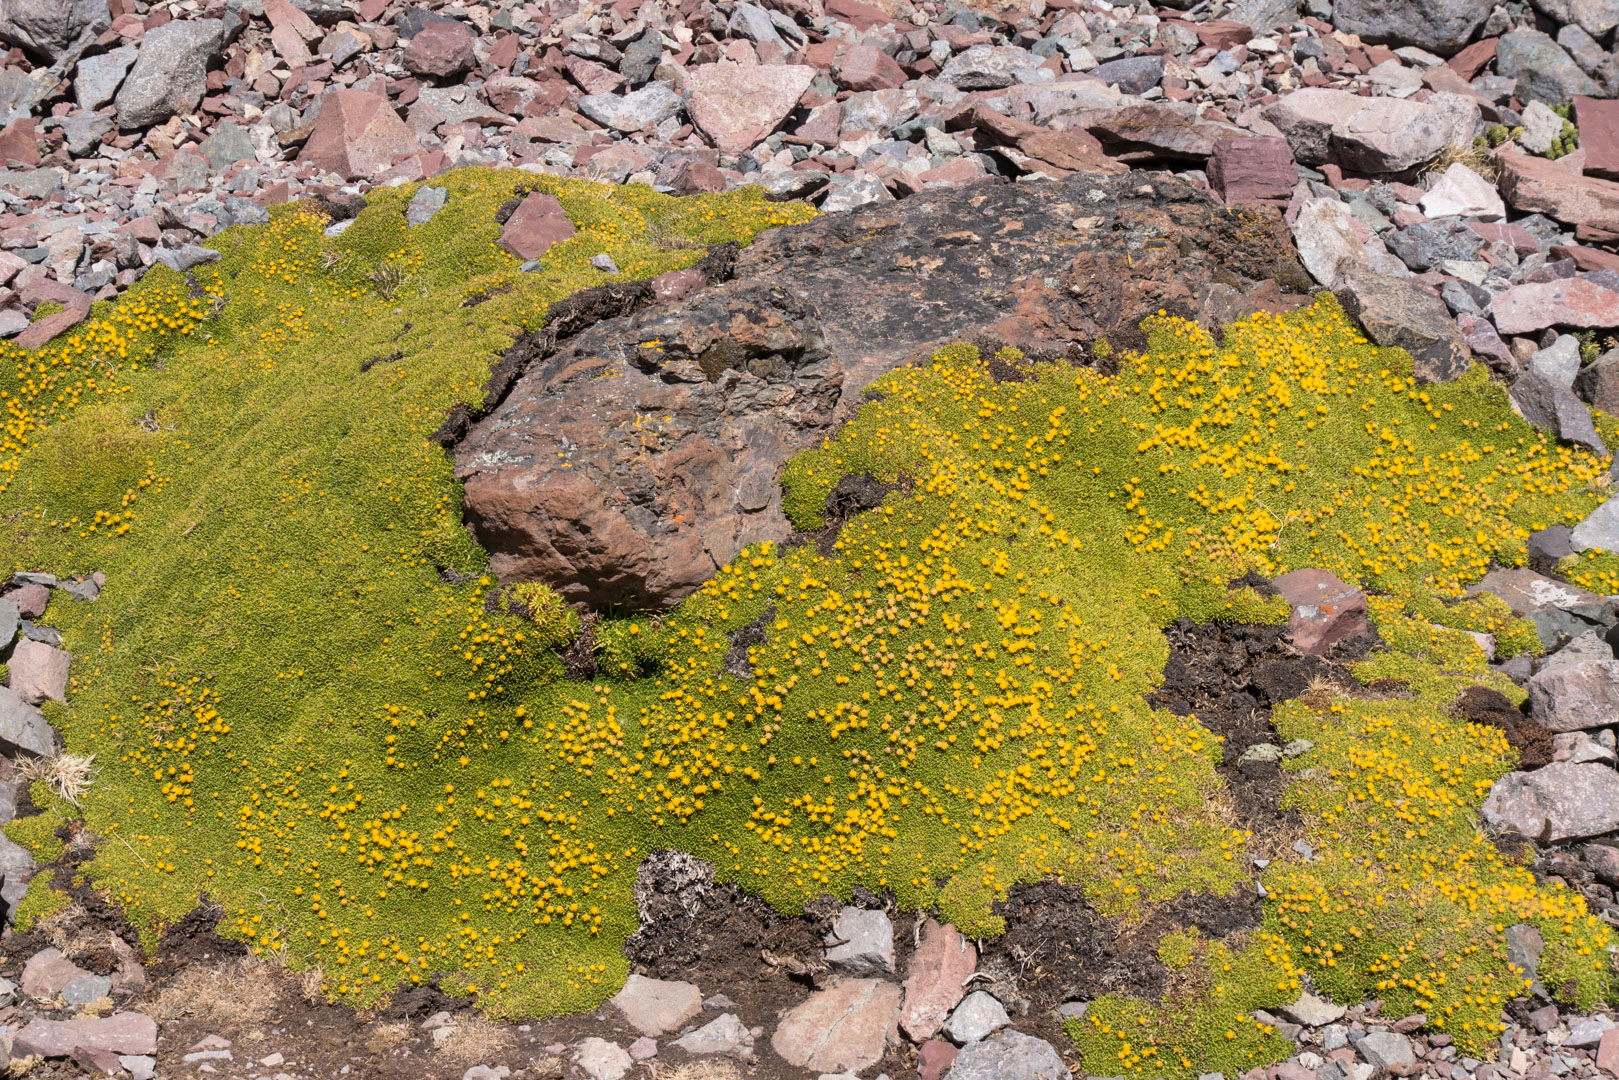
[432,1016,517,1067]
[1424,141,1499,183]
[651,1061,745,1080]
[365,1020,412,1055]
[17,753,97,807]
[149,957,282,1027]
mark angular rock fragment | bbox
[1483,761,1619,842]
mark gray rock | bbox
[1292,198,1368,289]
[49,111,110,157]
[0,0,109,63]
[152,245,222,272]
[573,1038,631,1080]
[1520,101,1565,156]
[609,975,702,1037]
[74,43,136,110]
[1240,743,1283,763]
[944,991,1010,1045]
[1509,369,1607,454]
[1527,659,1619,730]
[0,685,53,757]
[1386,219,1485,272]
[672,1013,753,1058]
[1335,269,1472,383]
[619,27,662,86]
[1226,0,1298,32]
[1496,31,1600,105]
[115,18,226,129]
[946,1029,1071,1080]
[1331,0,1492,56]
[1355,1031,1416,1071]
[1505,923,1549,998]
[1281,990,1347,1027]
[590,252,620,274]
[60,974,111,1006]
[406,186,447,227]
[1482,761,1619,841]
[1553,727,1616,762]
[0,831,36,917]
[1529,334,1583,388]
[0,597,17,650]
[842,89,920,136]
[1440,280,1489,316]
[727,2,783,48]
[199,120,255,171]
[1566,1018,1615,1047]
[1543,631,1614,670]
[577,81,682,133]
[825,906,895,974]
[1089,54,1164,95]
[1571,497,1619,553]
[938,45,1047,90]
[820,174,894,214]
[1534,0,1619,41]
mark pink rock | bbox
[918,156,987,186]
[1207,136,1295,203]
[121,216,161,244]
[13,306,89,350]
[297,89,419,180]
[650,268,706,304]
[72,1045,124,1077]
[498,192,575,261]
[22,949,91,1001]
[1466,220,1540,257]
[12,1012,158,1058]
[685,61,818,155]
[919,1039,958,1080]
[832,44,908,92]
[269,22,309,67]
[900,919,977,1041]
[1456,312,1517,374]
[666,159,730,194]
[771,978,902,1074]
[403,20,475,80]
[564,55,625,96]
[1498,146,1619,233]
[1492,279,1619,336]
[10,583,48,619]
[0,118,40,167]
[825,0,898,30]
[1577,97,1619,182]
[1192,18,1254,49]
[1552,243,1619,273]
[262,0,317,40]
[1599,1028,1619,1078]
[1271,568,1369,655]
[8,638,70,705]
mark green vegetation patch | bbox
[1,174,1614,1068]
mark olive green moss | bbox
[0,172,1614,1065]
[10,871,67,934]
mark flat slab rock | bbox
[945,1028,1072,1080]
[12,1012,158,1058]
[608,974,702,1036]
[458,173,1311,608]
[770,977,901,1074]
[1482,760,1619,842]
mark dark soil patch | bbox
[725,603,776,680]
[1452,685,1553,768]
[150,899,248,977]
[1149,616,1377,841]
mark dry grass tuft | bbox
[431,1016,517,1067]
[650,1061,746,1080]
[17,752,97,807]
[365,1020,412,1055]
[149,957,283,1027]
[1424,141,1499,183]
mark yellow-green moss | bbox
[11,871,66,933]
[0,172,1613,1057]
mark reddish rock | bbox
[1207,136,1296,203]
[564,54,625,95]
[919,1039,958,1080]
[13,303,90,350]
[900,919,977,1042]
[21,949,91,1000]
[403,19,475,80]
[1272,568,1370,655]
[1552,243,1619,272]
[1598,1027,1619,1077]
[0,117,40,166]
[650,268,707,304]
[832,44,907,91]
[497,191,575,262]
[297,89,418,180]
[1466,220,1541,257]
[13,1013,158,1058]
[1192,18,1253,49]
[666,159,729,194]
[771,979,901,1074]
[824,0,897,30]
[1447,37,1497,80]
[8,639,69,705]
[10,583,48,619]
[918,156,987,185]
[685,62,817,154]
[1498,146,1619,233]
[1492,278,1619,336]
[1576,97,1619,182]
[1457,312,1518,375]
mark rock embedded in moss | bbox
[496,191,576,261]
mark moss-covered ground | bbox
[1,170,1615,1073]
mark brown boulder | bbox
[455,174,1311,608]
[297,89,418,180]
[685,62,817,155]
[1575,97,1619,182]
[497,192,576,262]
[402,19,475,80]
[832,44,908,92]
[1208,136,1296,203]
[1497,146,1619,233]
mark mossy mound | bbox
[0,172,1614,1069]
